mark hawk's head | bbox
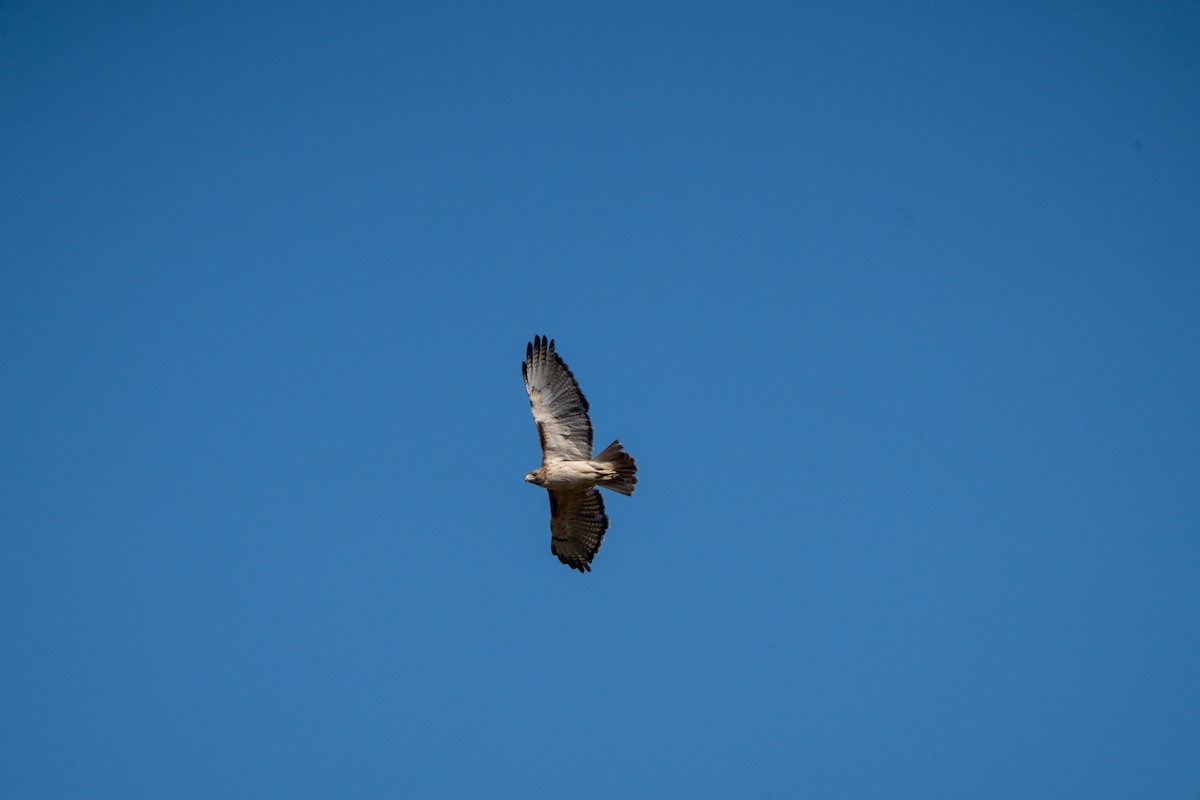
[525,470,545,486]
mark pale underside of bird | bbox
[522,335,637,572]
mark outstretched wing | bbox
[523,335,593,463]
[548,488,608,573]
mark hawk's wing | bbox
[548,488,608,573]
[523,335,593,463]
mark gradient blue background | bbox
[3,2,1199,797]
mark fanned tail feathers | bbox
[592,440,638,496]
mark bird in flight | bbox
[522,335,637,572]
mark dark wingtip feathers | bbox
[525,335,548,371]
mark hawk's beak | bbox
[524,474,534,483]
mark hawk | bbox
[522,335,638,572]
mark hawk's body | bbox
[522,335,637,572]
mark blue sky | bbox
[3,1,1199,797]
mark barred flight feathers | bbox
[523,335,593,463]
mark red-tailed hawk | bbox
[522,335,638,572]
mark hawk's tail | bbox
[593,440,638,496]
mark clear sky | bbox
[3,1,1199,797]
